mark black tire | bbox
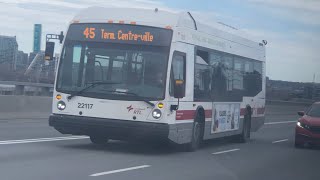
[90,135,109,145]
[237,115,251,143]
[186,113,204,152]
[294,137,303,148]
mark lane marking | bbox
[90,165,151,177]
[272,139,289,144]
[265,121,296,125]
[0,136,89,145]
[212,148,240,155]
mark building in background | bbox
[267,78,320,102]
[16,50,28,70]
[33,24,42,53]
[0,35,18,70]
[28,52,38,65]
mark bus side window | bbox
[169,51,186,97]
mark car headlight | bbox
[297,121,310,129]
[297,122,301,127]
[57,101,66,110]
[152,109,162,119]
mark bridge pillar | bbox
[41,87,51,96]
[14,85,25,95]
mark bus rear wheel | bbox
[237,115,251,143]
[90,135,109,145]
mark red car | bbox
[295,102,320,148]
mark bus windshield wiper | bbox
[67,81,121,100]
[105,90,155,107]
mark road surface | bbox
[0,103,318,180]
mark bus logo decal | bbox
[127,105,145,114]
[127,105,134,112]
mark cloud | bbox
[246,0,320,26]
[248,0,320,12]
[0,0,318,82]
[0,0,168,52]
[242,27,320,82]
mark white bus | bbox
[48,7,266,151]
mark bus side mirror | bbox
[44,41,55,61]
[173,79,185,99]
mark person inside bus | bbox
[211,62,227,100]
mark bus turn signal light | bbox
[56,94,62,100]
[158,103,164,109]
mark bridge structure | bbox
[0,81,53,96]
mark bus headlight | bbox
[57,101,66,110]
[152,109,162,119]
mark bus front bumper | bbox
[49,114,169,141]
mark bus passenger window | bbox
[194,55,211,101]
[169,52,186,96]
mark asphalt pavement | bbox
[0,103,318,180]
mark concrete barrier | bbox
[266,100,311,116]
[0,95,52,119]
[0,95,52,113]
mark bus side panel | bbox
[203,119,243,140]
[168,122,193,144]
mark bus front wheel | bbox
[186,113,204,152]
[90,135,109,145]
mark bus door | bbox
[169,43,194,121]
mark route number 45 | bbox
[83,27,95,39]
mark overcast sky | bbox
[0,0,319,83]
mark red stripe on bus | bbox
[175,107,265,120]
[205,110,212,118]
[240,107,265,116]
[240,108,246,116]
[176,110,195,120]
[257,107,265,114]
[176,109,212,120]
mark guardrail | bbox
[0,81,53,96]
[266,100,314,106]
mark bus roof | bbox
[72,7,264,52]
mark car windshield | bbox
[56,41,169,100]
[306,104,320,118]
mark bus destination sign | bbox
[66,23,172,46]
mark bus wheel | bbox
[90,135,109,145]
[186,114,203,152]
[237,115,251,143]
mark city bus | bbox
[48,7,266,151]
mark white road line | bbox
[265,121,296,125]
[272,139,289,144]
[0,136,89,145]
[90,165,151,177]
[212,148,240,155]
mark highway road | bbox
[0,103,318,180]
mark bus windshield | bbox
[56,23,172,100]
[56,41,170,100]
